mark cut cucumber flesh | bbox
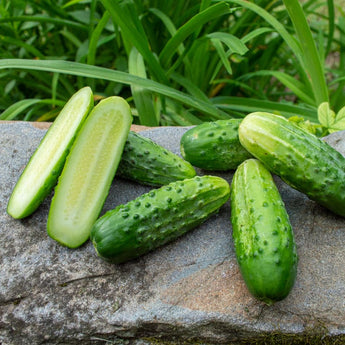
[47,96,133,248]
[7,87,94,219]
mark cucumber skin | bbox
[231,159,297,305]
[7,87,93,219]
[180,119,252,171]
[90,175,230,263]
[239,112,345,217]
[8,151,67,219]
[117,131,196,186]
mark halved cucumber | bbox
[47,96,132,248]
[7,87,94,219]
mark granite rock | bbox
[1,121,345,345]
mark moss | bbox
[140,332,345,345]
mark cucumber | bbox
[7,87,93,219]
[47,96,132,248]
[90,175,230,263]
[117,131,196,186]
[231,158,297,305]
[239,112,345,217]
[180,119,252,171]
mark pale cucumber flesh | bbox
[7,86,93,219]
[47,96,132,248]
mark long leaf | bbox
[159,2,231,68]
[100,0,168,84]
[224,0,303,60]
[170,72,211,104]
[148,7,190,71]
[224,0,315,101]
[0,98,64,120]
[239,70,316,106]
[207,32,248,55]
[0,35,45,59]
[325,0,335,56]
[87,11,110,66]
[212,96,317,120]
[0,59,229,120]
[207,31,249,78]
[0,15,89,31]
[282,0,329,105]
[128,47,159,126]
[241,27,274,44]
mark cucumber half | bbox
[47,96,133,248]
[7,87,94,219]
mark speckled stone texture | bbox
[1,121,345,345]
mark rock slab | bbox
[1,121,345,345]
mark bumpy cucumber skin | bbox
[91,175,230,263]
[231,159,297,305]
[180,119,252,171]
[117,131,196,186]
[7,87,93,219]
[47,96,132,249]
[239,112,345,217]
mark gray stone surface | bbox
[1,121,345,345]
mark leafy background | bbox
[0,0,344,135]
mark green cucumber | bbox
[47,96,132,248]
[7,87,93,219]
[239,112,345,217]
[90,175,230,263]
[180,119,252,171]
[117,131,196,186]
[231,158,297,305]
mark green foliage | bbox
[0,0,344,127]
[318,101,345,134]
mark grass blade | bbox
[240,70,316,106]
[159,2,231,68]
[325,0,335,56]
[225,0,303,61]
[0,35,45,59]
[0,98,64,120]
[224,0,316,102]
[212,96,317,120]
[282,0,329,105]
[100,0,168,84]
[0,15,89,32]
[128,47,159,126]
[0,58,229,121]
[87,10,110,66]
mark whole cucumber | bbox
[231,158,298,305]
[180,119,252,171]
[91,175,230,263]
[117,131,196,186]
[239,112,345,217]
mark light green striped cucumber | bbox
[47,96,132,248]
[90,175,230,263]
[117,131,196,186]
[239,112,345,217]
[231,158,297,305]
[7,87,93,219]
[180,119,252,171]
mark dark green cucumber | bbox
[180,119,252,171]
[117,131,196,186]
[90,175,230,263]
[231,158,297,305]
[47,96,132,248]
[7,87,93,219]
[239,112,345,217]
